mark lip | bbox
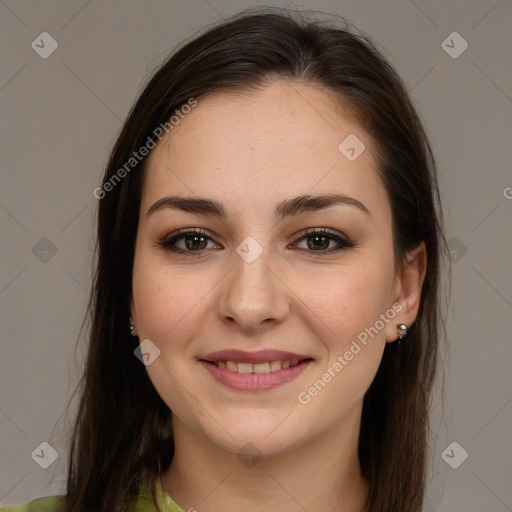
[199,359,313,391]
[199,349,312,364]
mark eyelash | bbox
[156,227,355,257]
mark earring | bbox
[397,323,408,342]
[129,316,135,333]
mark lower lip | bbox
[199,360,313,391]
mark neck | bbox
[160,405,369,512]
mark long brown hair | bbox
[64,7,449,512]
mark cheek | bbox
[298,264,393,344]
[132,253,208,341]
[132,257,213,419]
[293,259,394,404]
[294,271,391,415]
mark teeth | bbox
[213,360,305,373]
[238,362,253,374]
[254,362,271,373]
[269,360,281,371]
[226,361,238,371]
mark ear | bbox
[129,293,138,337]
[385,241,427,343]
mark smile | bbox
[204,359,311,373]
[199,358,314,391]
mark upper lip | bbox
[199,349,313,364]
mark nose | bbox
[216,244,290,334]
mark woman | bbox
[2,7,448,512]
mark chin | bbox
[202,414,306,458]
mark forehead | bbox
[142,81,388,219]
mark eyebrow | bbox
[146,193,371,219]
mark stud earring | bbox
[129,317,135,333]
[397,323,408,342]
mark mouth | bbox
[198,350,315,391]
[199,358,314,373]
[198,349,315,390]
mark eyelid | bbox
[290,227,355,255]
[292,227,351,243]
[157,226,355,255]
[157,227,220,248]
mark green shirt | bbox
[0,477,185,512]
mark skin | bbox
[130,81,426,512]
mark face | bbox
[130,81,423,457]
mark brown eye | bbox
[306,233,330,250]
[157,227,355,257]
[292,228,355,254]
[182,234,209,251]
[157,229,220,255]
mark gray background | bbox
[1,0,511,510]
